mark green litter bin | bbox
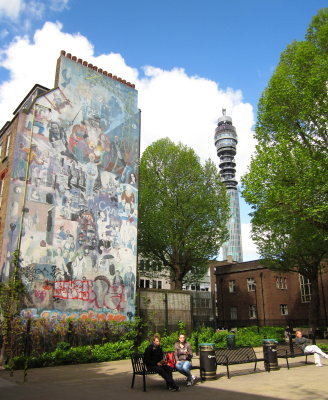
[226,334,236,349]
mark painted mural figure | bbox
[0,54,140,322]
[68,121,89,162]
[124,266,135,300]
[12,143,44,180]
[111,136,125,176]
[85,153,98,201]
[48,123,66,157]
[55,247,69,280]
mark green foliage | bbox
[138,138,229,289]
[317,343,328,352]
[0,250,26,370]
[6,325,287,370]
[234,327,284,347]
[8,341,135,370]
[242,9,328,330]
[177,320,186,333]
[56,342,71,351]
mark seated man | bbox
[144,334,180,391]
[295,330,328,367]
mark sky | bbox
[0,0,326,261]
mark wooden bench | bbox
[276,342,308,369]
[214,346,265,379]
[130,352,200,391]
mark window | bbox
[249,304,257,319]
[140,279,150,288]
[276,276,288,289]
[4,134,10,158]
[280,304,288,315]
[152,280,157,289]
[230,307,237,320]
[0,178,3,207]
[157,281,162,289]
[247,278,256,292]
[228,280,236,293]
[299,275,311,303]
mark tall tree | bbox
[253,8,328,232]
[138,138,229,290]
[242,9,328,332]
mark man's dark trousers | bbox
[147,365,176,388]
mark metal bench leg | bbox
[254,361,257,372]
[226,365,230,379]
[143,374,146,392]
[286,357,289,369]
[131,373,135,388]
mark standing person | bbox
[144,335,180,391]
[295,330,328,367]
[174,333,195,385]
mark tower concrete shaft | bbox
[214,109,243,262]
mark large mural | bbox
[0,55,140,321]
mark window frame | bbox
[247,278,256,292]
[248,304,257,319]
[228,280,236,293]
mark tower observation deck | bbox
[214,109,243,262]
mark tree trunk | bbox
[308,271,320,344]
[170,264,184,290]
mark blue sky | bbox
[0,0,326,260]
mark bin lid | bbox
[262,339,278,343]
[199,343,215,346]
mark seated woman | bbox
[174,333,196,386]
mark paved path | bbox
[1,352,328,400]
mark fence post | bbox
[164,292,168,333]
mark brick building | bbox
[213,260,328,329]
[0,51,140,322]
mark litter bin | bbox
[226,334,236,349]
[262,339,279,371]
[199,343,217,380]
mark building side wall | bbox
[215,261,328,328]
[0,55,140,322]
[0,116,20,265]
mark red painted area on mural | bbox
[53,280,93,301]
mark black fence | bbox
[0,318,132,359]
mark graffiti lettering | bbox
[33,309,127,321]
[98,201,118,216]
[53,280,93,301]
[34,290,47,301]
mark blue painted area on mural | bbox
[1,55,140,321]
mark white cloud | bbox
[0,21,258,260]
[0,0,23,20]
[49,0,70,12]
